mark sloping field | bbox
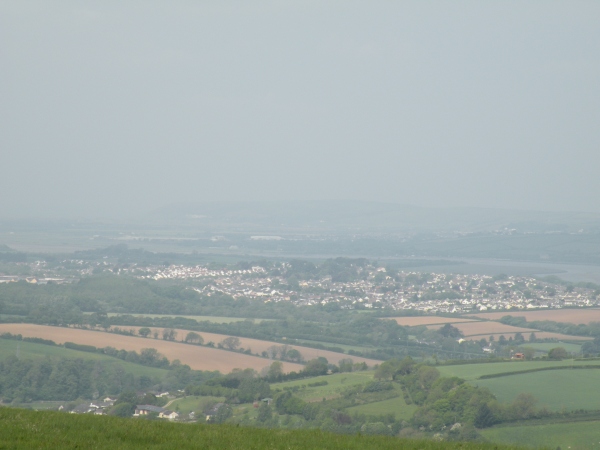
[464,332,592,342]
[477,368,600,411]
[431,321,534,336]
[386,316,479,326]
[467,308,600,324]
[0,324,303,374]
[437,359,600,381]
[106,313,272,324]
[0,339,169,378]
[111,326,380,367]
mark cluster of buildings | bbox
[129,264,600,314]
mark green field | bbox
[0,338,169,379]
[345,394,418,420]
[0,408,520,450]
[292,338,375,353]
[523,342,582,353]
[273,371,375,402]
[477,368,600,411]
[106,313,272,324]
[482,420,600,449]
[169,396,225,415]
[437,359,600,381]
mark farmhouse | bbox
[134,405,164,416]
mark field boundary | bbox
[477,365,600,380]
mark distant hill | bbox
[149,200,600,234]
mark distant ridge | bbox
[149,200,600,233]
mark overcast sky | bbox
[1,1,599,219]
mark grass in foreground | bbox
[481,420,600,449]
[0,408,521,450]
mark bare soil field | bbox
[0,324,304,374]
[464,332,593,342]
[386,317,478,326]
[111,326,381,367]
[466,309,600,325]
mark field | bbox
[345,393,418,420]
[467,308,600,324]
[465,331,592,342]
[386,317,478,326]
[0,338,169,379]
[273,371,375,402]
[445,321,538,336]
[106,313,272,324]
[524,342,582,353]
[0,324,303,374]
[481,420,600,449]
[437,359,600,381]
[109,326,381,367]
[0,408,519,450]
[476,368,600,411]
[169,396,225,416]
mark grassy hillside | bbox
[0,338,169,378]
[477,368,600,411]
[0,407,520,449]
[437,359,600,381]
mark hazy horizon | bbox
[2,2,599,220]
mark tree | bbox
[286,348,302,362]
[162,328,177,341]
[221,336,241,350]
[266,361,283,380]
[210,404,232,424]
[438,324,463,339]
[548,347,568,360]
[256,403,272,422]
[138,327,151,338]
[304,358,328,376]
[529,332,537,342]
[474,403,495,428]
[338,358,354,373]
[185,332,203,345]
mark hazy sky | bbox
[1,1,599,219]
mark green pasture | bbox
[477,368,600,411]
[273,371,375,402]
[169,396,225,415]
[345,394,418,420]
[437,359,600,381]
[482,420,600,449]
[0,339,169,379]
[523,342,582,353]
[106,313,272,324]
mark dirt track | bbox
[0,324,304,374]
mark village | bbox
[134,263,599,314]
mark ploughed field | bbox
[467,308,600,324]
[109,326,381,367]
[0,324,304,373]
[386,315,591,342]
